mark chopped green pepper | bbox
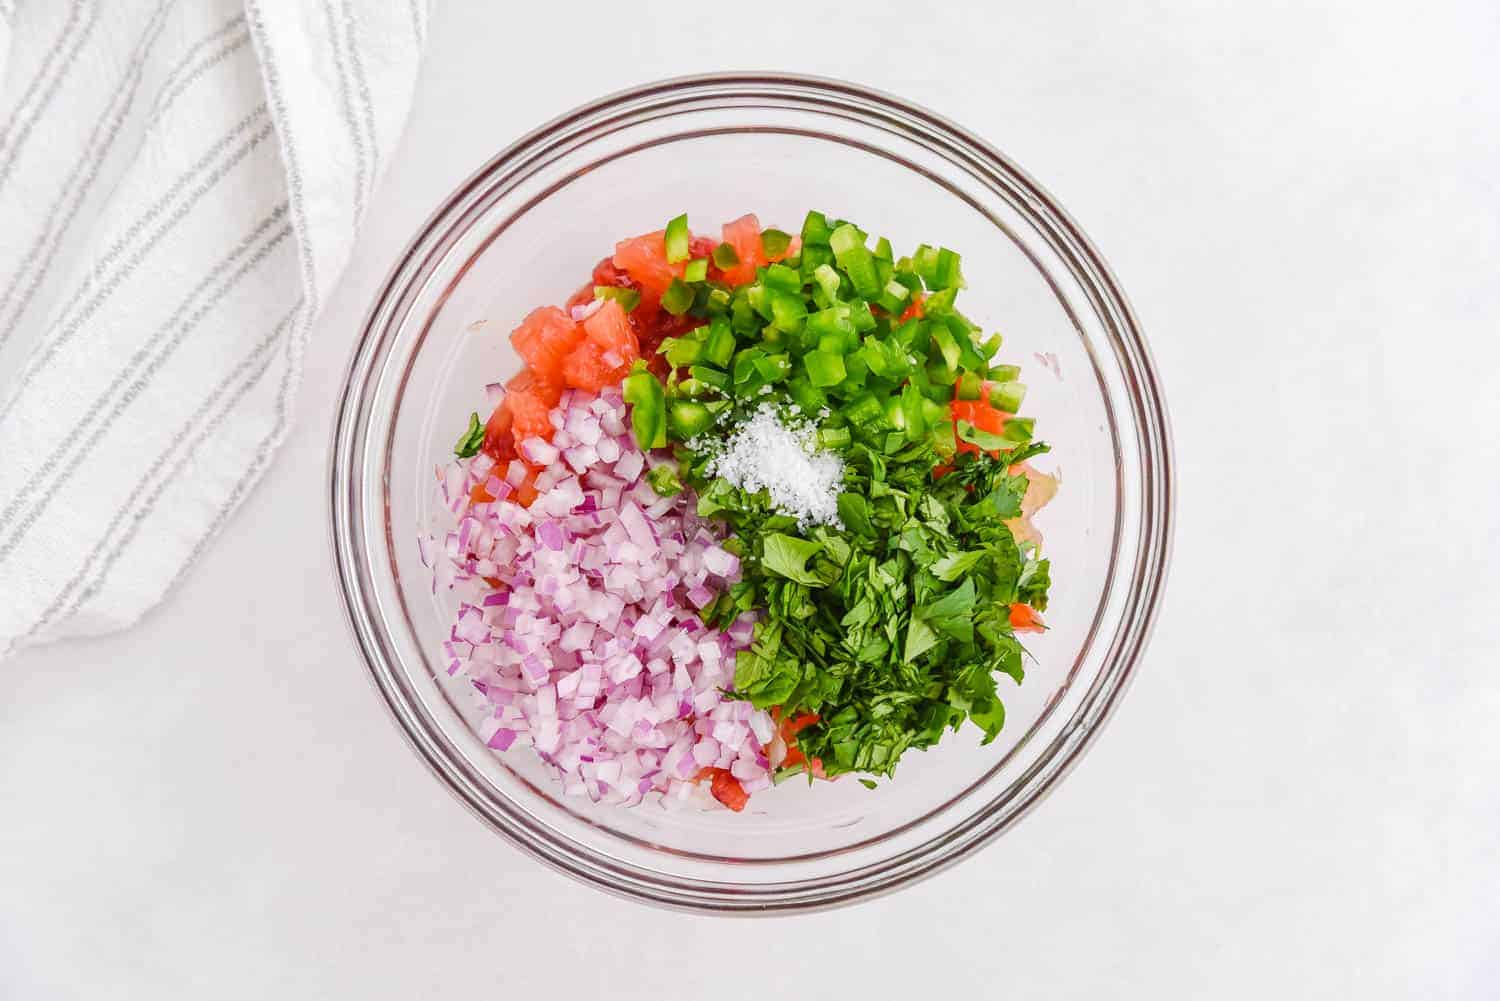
[801,210,832,246]
[646,463,684,497]
[622,369,666,449]
[712,241,741,269]
[805,350,847,387]
[689,365,730,390]
[876,278,911,315]
[764,263,801,294]
[703,317,736,367]
[816,425,852,450]
[989,381,1027,412]
[761,228,793,258]
[593,286,641,312]
[799,244,834,280]
[661,278,695,316]
[661,336,703,368]
[664,213,690,263]
[842,391,884,427]
[912,244,940,286]
[769,290,807,333]
[848,298,877,332]
[933,247,964,289]
[786,376,826,414]
[929,324,961,373]
[813,263,842,303]
[668,400,715,439]
[830,224,881,298]
[807,303,853,340]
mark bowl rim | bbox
[330,71,1174,914]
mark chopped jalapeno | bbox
[664,213,690,263]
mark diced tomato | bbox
[481,401,515,461]
[581,298,640,358]
[775,710,823,775]
[514,465,540,507]
[782,747,825,778]
[507,388,555,444]
[592,256,636,291]
[509,306,581,385]
[688,234,717,261]
[717,213,767,286]
[507,368,562,407]
[567,256,642,312]
[1009,603,1046,633]
[900,293,926,321]
[780,711,819,740]
[561,340,628,392]
[702,767,749,812]
[640,311,703,364]
[469,479,494,504]
[612,229,684,302]
[561,299,640,392]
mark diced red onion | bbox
[429,389,771,809]
[520,437,560,466]
[570,298,604,322]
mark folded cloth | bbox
[0,0,430,656]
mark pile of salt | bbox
[705,406,844,527]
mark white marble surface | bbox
[4,2,1498,997]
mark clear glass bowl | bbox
[330,73,1174,913]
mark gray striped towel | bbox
[0,0,429,656]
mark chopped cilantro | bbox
[454,412,485,458]
[699,434,1052,779]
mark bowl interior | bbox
[338,77,1168,910]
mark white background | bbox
[4,1,1498,997]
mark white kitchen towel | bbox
[0,0,429,657]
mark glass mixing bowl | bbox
[330,73,1174,913]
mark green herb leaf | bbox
[760,534,824,585]
[903,614,940,662]
[931,549,986,581]
[454,412,485,458]
[836,492,873,537]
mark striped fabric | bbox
[0,0,429,656]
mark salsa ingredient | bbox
[454,411,485,459]
[699,428,1051,780]
[428,386,774,807]
[702,405,844,528]
[615,210,1055,782]
[433,210,1057,810]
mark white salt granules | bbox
[706,406,844,527]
